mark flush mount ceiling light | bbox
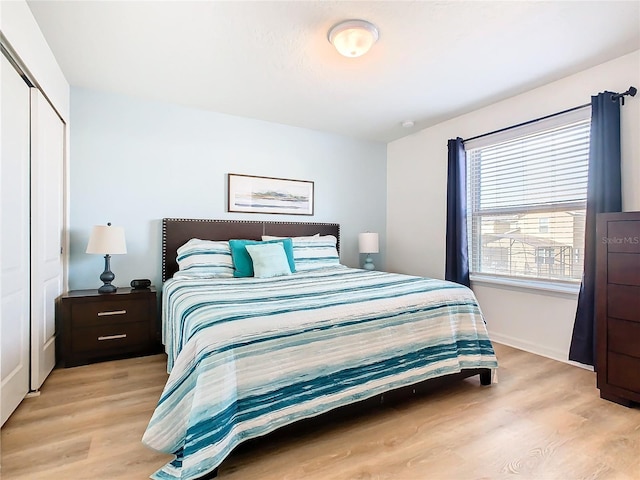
[328,20,379,58]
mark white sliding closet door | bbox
[1,55,31,425]
[30,90,64,391]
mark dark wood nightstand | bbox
[57,287,159,367]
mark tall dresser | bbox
[596,211,640,407]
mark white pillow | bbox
[175,238,234,278]
[245,243,292,278]
[262,234,340,271]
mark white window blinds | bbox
[466,108,591,283]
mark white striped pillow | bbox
[262,235,340,271]
[175,238,234,278]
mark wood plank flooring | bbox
[2,343,639,479]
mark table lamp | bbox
[86,222,127,293]
[358,232,379,270]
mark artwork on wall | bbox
[227,173,314,215]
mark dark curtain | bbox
[445,137,470,287]
[569,92,622,367]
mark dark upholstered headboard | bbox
[162,218,340,282]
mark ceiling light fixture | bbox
[328,20,379,58]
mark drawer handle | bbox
[98,334,127,341]
[97,310,127,317]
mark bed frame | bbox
[161,217,491,479]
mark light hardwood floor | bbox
[2,343,639,480]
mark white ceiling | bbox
[27,1,640,143]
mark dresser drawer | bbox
[606,220,640,253]
[608,352,640,393]
[608,318,640,358]
[71,321,150,354]
[607,284,640,322]
[608,253,640,286]
[70,299,149,327]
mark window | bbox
[466,109,590,284]
[538,217,549,234]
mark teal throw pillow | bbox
[229,238,295,277]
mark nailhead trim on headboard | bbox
[162,218,340,282]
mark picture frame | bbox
[227,173,314,216]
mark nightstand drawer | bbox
[70,299,149,327]
[71,321,150,354]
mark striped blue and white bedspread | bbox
[143,266,498,480]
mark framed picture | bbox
[227,174,314,215]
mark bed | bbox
[143,218,498,480]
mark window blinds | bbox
[466,109,591,283]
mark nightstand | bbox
[57,287,159,367]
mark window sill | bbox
[469,274,580,297]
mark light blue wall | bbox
[69,87,387,290]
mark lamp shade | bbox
[358,232,379,254]
[328,20,379,58]
[86,224,127,255]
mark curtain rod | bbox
[462,86,637,144]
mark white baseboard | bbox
[489,332,593,371]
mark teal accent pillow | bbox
[245,243,292,278]
[229,238,295,277]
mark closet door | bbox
[1,55,31,425]
[30,90,64,391]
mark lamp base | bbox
[363,254,375,270]
[98,254,117,294]
[98,284,117,294]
